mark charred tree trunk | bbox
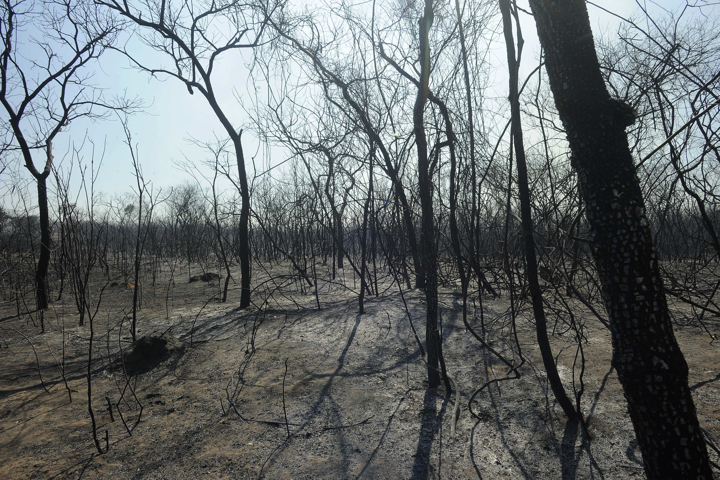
[35,172,51,317]
[395,188,412,290]
[131,187,143,341]
[211,167,232,303]
[232,131,252,309]
[16,139,55,321]
[324,152,348,272]
[415,0,443,389]
[359,147,373,314]
[499,0,577,422]
[335,210,344,270]
[529,0,711,476]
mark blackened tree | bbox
[1,0,127,318]
[98,0,285,308]
[529,0,711,476]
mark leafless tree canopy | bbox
[2,0,720,478]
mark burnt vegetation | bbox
[1,0,720,478]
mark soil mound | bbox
[189,272,220,283]
[115,336,170,375]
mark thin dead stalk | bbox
[282,358,290,438]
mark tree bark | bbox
[131,184,143,341]
[499,0,577,422]
[529,0,711,476]
[415,0,443,389]
[35,172,51,314]
[233,132,252,309]
[359,147,373,314]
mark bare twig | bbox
[282,358,290,438]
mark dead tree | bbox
[120,116,160,341]
[499,0,577,422]
[98,0,284,308]
[529,0,711,476]
[0,0,128,318]
[267,16,426,289]
[413,0,451,391]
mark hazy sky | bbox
[1,0,701,210]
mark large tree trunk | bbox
[17,138,53,319]
[529,0,711,477]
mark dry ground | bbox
[1,263,720,479]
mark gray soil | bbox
[1,264,719,479]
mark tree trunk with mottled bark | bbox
[529,0,711,477]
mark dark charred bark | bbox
[415,0,443,389]
[335,211,344,270]
[395,188,413,290]
[232,132,252,309]
[35,172,51,316]
[359,147,373,314]
[14,135,53,319]
[131,187,143,341]
[529,0,711,476]
[499,0,577,422]
[211,167,232,303]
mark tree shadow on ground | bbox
[257,313,363,479]
[357,388,412,478]
[411,387,450,480]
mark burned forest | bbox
[2,0,720,478]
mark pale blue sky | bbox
[1,0,705,212]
